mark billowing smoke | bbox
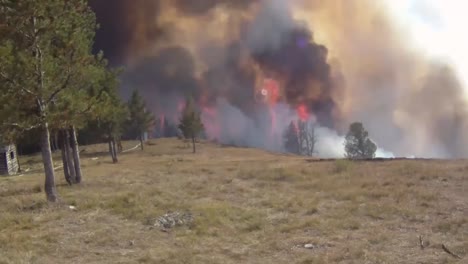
[90,0,468,158]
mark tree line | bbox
[283,120,377,159]
[0,0,205,202]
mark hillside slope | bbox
[0,139,466,263]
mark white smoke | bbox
[375,148,396,158]
[202,98,394,158]
[314,126,394,158]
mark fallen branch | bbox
[442,244,462,259]
[122,143,141,153]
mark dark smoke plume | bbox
[249,26,336,127]
[173,0,257,15]
[90,0,468,158]
[100,0,341,127]
[90,0,163,64]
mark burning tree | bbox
[178,97,204,153]
[284,120,318,156]
[155,117,179,138]
[284,121,300,154]
[298,120,317,156]
[344,122,377,159]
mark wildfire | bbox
[94,0,468,157]
[296,104,309,121]
[261,78,280,105]
[159,114,165,133]
[261,78,280,138]
[293,120,300,136]
[114,0,344,152]
[201,106,221,140]
[153,71,316,146]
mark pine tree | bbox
[344,122,377,159]
[55,56,117,184]
[0,0,107,201]
[78,70,125,163]
[98,102,127,163]
[127,90,155,150]
[284,121,300,154]
[105,102,128,163]
[178,97,204,153]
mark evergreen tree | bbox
[178,97,204,153]
[56,56,116,184]
[79,68,127,163]
[344,122,377,159]
[284,121,300,154]
[0,0,105,201]
[100,102,128,163]
[127,90,155,150]
[97,70,128,163]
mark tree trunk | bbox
[49,131,55,152]
[64,129,76,184]
[54,132,59,152]
[60,130,72,185]
[309,135,316,157]
[109,138,118,163]
[117,137,123,153]
[192,136,196,153]
[50,131,59,152]
[304,130,311,156]
[112,138,118,163]
[108,140,113,161]
[70,127,82,184]
[41,122,58,202]
[140,133,144,150]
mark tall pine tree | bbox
[178,97,204,153]
[96,69,128,163]
[53,56,113,184]
[127,90,155,150]
[0,0,106,201]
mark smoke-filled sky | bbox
[385,0,468,94]
[89,0,468,158]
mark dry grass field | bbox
[0,139,467,263]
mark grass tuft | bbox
[333,159,353,174]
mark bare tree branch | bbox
[45,49,77,105]
[0,71,38,97]
[46,68,71,104]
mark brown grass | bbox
[0,138,467,263]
